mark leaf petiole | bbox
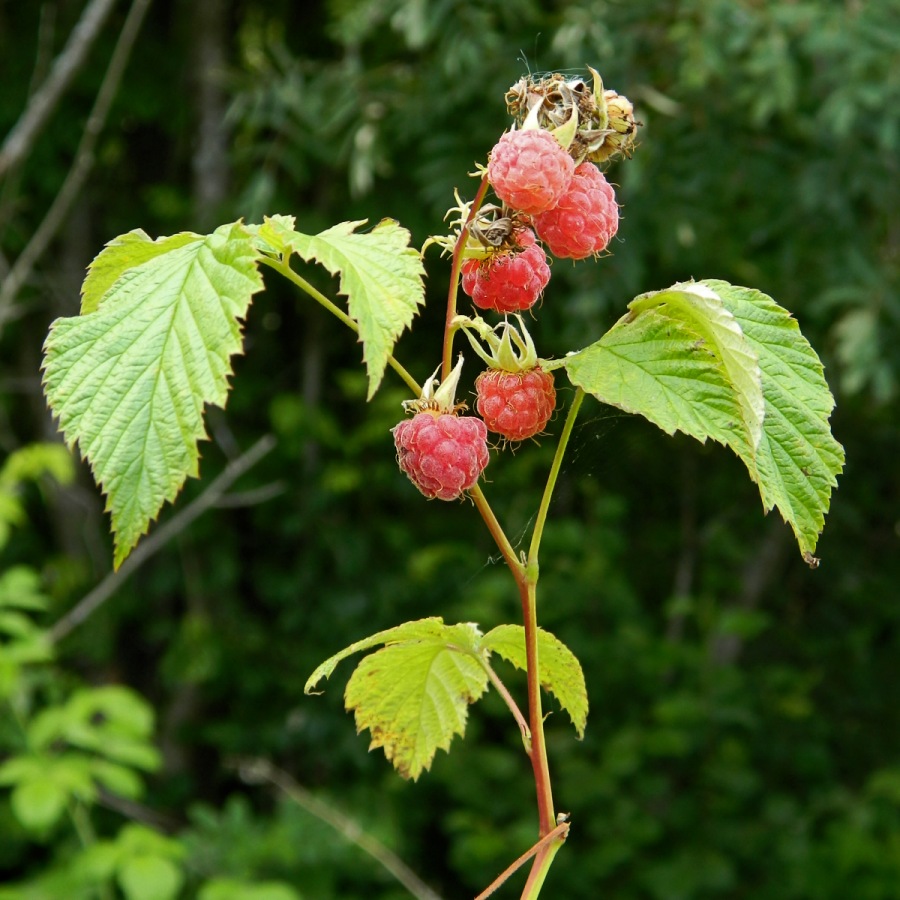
[262,255,422,397]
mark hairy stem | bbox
[263,256,422,396]
[442,175,490,381]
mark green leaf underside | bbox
[564,302,756,459]
[42,222,264,569]
[346,639,488,780]
[306,618,488,779]
[630,284,765,450]
[482,625,588,739]
[286,219,426,399]
[563,279,843,559]
[702,279,844,560]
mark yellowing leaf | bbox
[346,638,488,779]
[306,618,489,779]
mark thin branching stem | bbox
[481,657,531,753]
[442,174,490,381]
[474,822,569,900]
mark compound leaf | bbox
[482,625,588,739]
[345,635,488,780]
[42,222,264,568]
[287,219,426,399]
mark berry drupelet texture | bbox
[475,367,556,442]
[392,411,489,500]
[533,161,619,259]
[487,129,575,216]
[461,228,550,313]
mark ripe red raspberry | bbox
[533,162,619,259]
[461,228,550,313]
[475,367,556,442]
[392,411,489,500]
[487,129,575,215]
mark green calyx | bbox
[402,355,467,414]
[454,315,539,373]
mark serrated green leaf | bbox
[42,222,264,568]
[482,625,588,739]
[248,214,299,259]
[305,617,448,693]
[630,283,765,450]
[81,230,203,315]
[307,618,488,779]
[10,779,68,831]
[562,279,843,560]
[345,637,489,779]
[701,280,844,562]
[563,299,756,456]
[118,856,184,900]
[287,219,426,399]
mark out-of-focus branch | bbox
[0,0,152,333]
[236,758,444,900]
[0,0,119,178]
[48,434,277,643]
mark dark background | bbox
[1,1,899,897]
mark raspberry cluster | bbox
[393,72,635,494]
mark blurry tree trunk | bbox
[190,0,230,230]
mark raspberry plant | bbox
[41,68,844,897]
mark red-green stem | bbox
[272,240,588,899]
[474,821,569,900]
[442,174,490,381]
[521,577,554,836]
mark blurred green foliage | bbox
[1,0,898,896]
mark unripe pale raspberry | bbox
[487,129,575,215]
[392,411,489,500]
[533,162,619,259]
[475,367,556,442]
[461,228,550,313]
